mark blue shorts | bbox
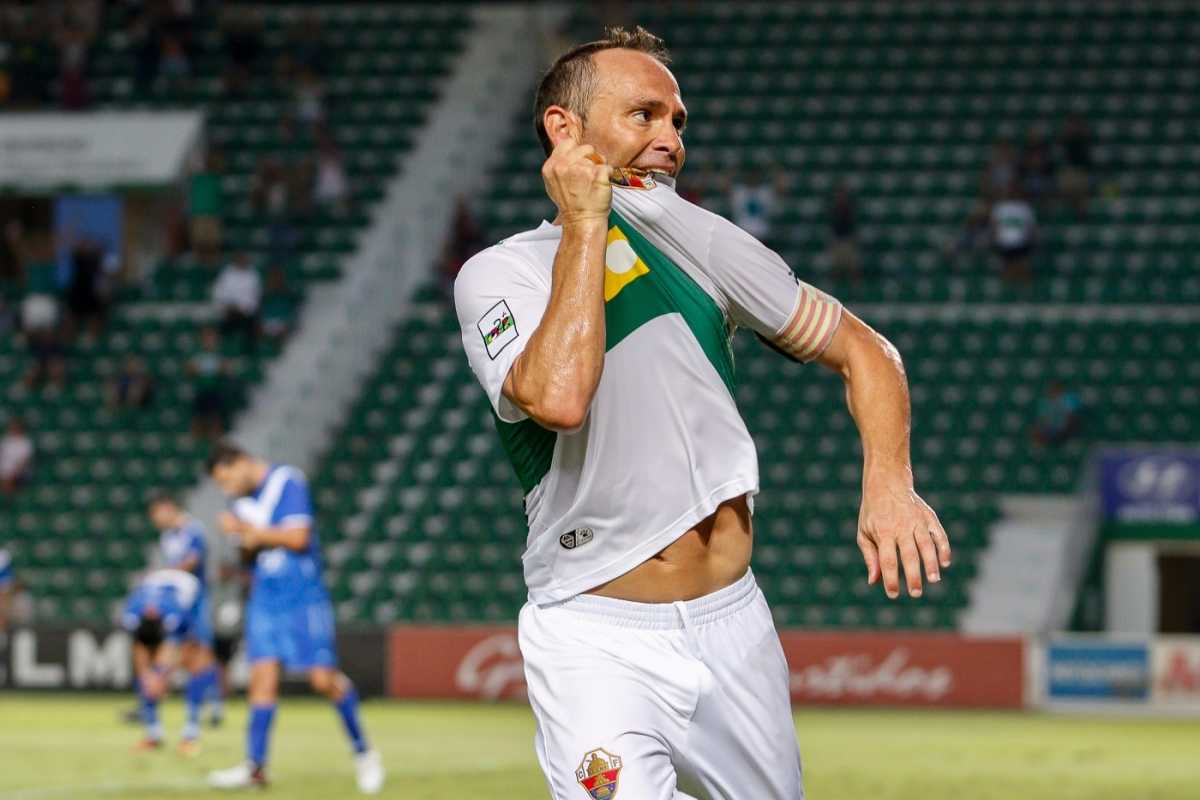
[245,598,337,671]
[167,593,214,648]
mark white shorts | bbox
[519,569,803,800]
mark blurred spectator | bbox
[1032,381,1083,447]
[1018,127,1056,203]
[312,134,349,211]
[1058,115,1093,218]
[0,418,34,496]
[56,19,93,110]
[981,139,1016,201]
[188,327,232,440]
[946,199,993,267]
[220,7,264,97]
[251,157,298,263]
[1,220,28,282]
[439,196,484,291]
[21,235,67,390]
[990,186,1037,284]
[259,266,298,342]
[159,34,190,81]
[64,236,114,341]
[4,17,55,108]
[189,151,225,262]
[108,355,156,411]
[282,13,328,77]
[827,182,861,284]
[293,67,325,128]
[212,253,261,353]
[729,168,777,246]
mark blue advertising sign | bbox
[1046,640,1150,700]
[1099,451,1200,523]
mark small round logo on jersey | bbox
[559,528,594,550]
[576,748,622,799]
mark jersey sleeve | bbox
[0,549,12,589]
[453,247,550,423]
[274,475,314,527]
[121,590,143,630]
[705,214,843,363]
[186,524,207,561]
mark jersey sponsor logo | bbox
[575,748,622,799]
[609,166,656,190]
[604,226,650,302]
[558,528,594,550]
[478,300,519,360]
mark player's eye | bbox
[632,110,650,122]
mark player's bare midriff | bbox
[585,493,753,603]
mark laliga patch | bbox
[610,167,656,190]
[576,748,622,799]
[477,300,519,360]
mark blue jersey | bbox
[159,519,207,590]
[121,569,203,639]
[0,548,12,590]
[232,465,327,611]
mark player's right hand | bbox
[541,141,613,226]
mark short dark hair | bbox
[533,26,671,156]
[147,491,179,510]
[206,440,247,474]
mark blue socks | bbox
[333,684,368,755]
[247,703,276,768]
[183,666,217,740]
[136,678,163,742]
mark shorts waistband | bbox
[550,569,759,630]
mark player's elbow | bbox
[526,396,590,433]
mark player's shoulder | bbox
[271,463,309,488]
[455,228,556,297]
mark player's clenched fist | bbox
[541,141,613,226]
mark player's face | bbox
[210,460,252,497]
[148,502,177,531]
[582,49,687,177]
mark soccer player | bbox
[454,27,952,799]
[148,492,220,745]
[121,568,215,753]
[204,441,383,794]
[0,545,14,631]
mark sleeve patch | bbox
[477,300,520,360]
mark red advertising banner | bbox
[780,631,1024,708]
[388,625,526,700]
[1152,637,1200,706]
[388,625,1025,708]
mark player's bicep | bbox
[454,250,549,423]
[706,216,842,361]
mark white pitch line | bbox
[3,777,206,799]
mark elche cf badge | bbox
[610,167,656,190]
[576,748,622,799]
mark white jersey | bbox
[455,173,842,604]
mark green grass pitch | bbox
[0,693,1196,799]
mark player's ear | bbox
[543,105,582,148]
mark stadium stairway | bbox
[1,4,474,625]
[306,0,1200,630]
[182,3,569,534]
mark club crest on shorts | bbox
[576,748,622,799]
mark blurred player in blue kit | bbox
[148,492,225,728]
[121,567,216,754]
[204,441,383,794]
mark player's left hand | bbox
[856,480,951,600]
[219,512,259,548]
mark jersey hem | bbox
[524,474,760,606]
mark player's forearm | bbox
[507,218,608,430]
[246,525,310,551]
[839,320,914,489]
